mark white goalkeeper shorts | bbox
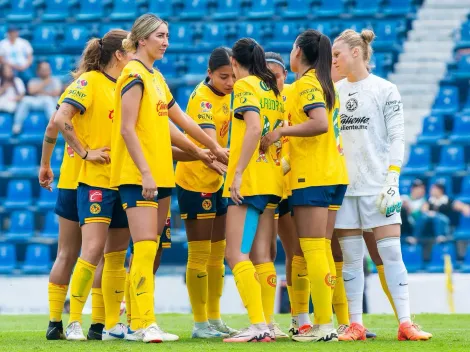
[335,195,401,230]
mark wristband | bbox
[82,151,88,160]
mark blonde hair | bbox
[335,29,376,68]
[122,13,167,52]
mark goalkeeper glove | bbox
[376,170,402,217]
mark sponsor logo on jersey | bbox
[202,199,212,210]
[220,120,230,139]
[200,101,212,112]
[76,79,88,88]
[267,274,277,287]
[239,96,247,104]
[67,89,87,100]
[197,113,213,121]
[165,216,171,226]
[307,93,315,101]
[108,110,114,120]
[89,190,103,202]
[90,203,101,214]
[156,101,169,116]
[340,114,370,131]
[201,192,212,198]
[386,99,401,112]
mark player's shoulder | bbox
[235,75,258,89]
[335,78,347,89]
[369,74,397,91]
[121,60,148,80]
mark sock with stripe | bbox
[103,250,127,329]
[233,261,265,324]
[291,255,310,322]
[377,264,398,321]
[332,261,350,326]
[91,288,105,325]
[69,258,96,324]
[254,262,277,324]
[48,283,68,322]
[207,239,226,320]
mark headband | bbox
[266,58,286,70]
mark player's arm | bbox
[169,120,214,164]
[39,111,59,191]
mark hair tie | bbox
[98,38,103,49]
[250,41,258,50]
[266,58,285,70]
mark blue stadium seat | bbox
[454,55,470,80]
[19,112,47,143]
[248,0,275,19]
[0,243,16,274]
[0,145,4,171]
[429,175,453,197]
[62,25,90,53]
[36,183,58,210]
[39,211,59,239]
[417,115,446,144]
[32,25,58,54]
[432,86,459,115]
[109,0,138,21]
[187,54,208,75]
[383,0,413,16]
[7,0,34,22]
[374,21,400,50]
[156,54,177,79]
[3,179,33,210]
[457,175,470,203]
[237,22,265,44]
[42,0,70,21]
[180,0,209,20]
[51,145,64,173]
[8,145,38,176]
[316,0,343,18]
[426,243,457,273]
[98,23,132,38]
[48,55,72,76]
[4,210,34,242]
[435,145,466,174]
[458,21,470,48]
[213,0,241,20]
[461,248,470,273]
[0,113,12,143]
[462,93,470,113]
[76,0,105,21]
[284,0,311,18]
[0,24,6,39]
[267,22,303,52]
[401,244,423,273]
[401,144,432,175]
[449,114,470,143]
[201,23,227,50]
[170,23,193,51]
[311,22,332,38]
[22,244,51,274]
[352,0,380,16]
[399,175,416,196]
[453,214,470,241]
[176,86,194,111]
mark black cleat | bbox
[366,329,377,339]
[87,323,104,340]
[46,321,64,340]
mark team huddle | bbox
[38,13,432,344]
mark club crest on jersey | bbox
[90,203,101,215]
[267,274,277,287]
[346,98,358,112]
[222,103,229,115]
[324,273,335,287]
[165,227,171,239]
[259,81,270,91]
[89,190,103,202]
[200,101,213,112]
[202,199,212,211]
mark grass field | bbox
[0,314,468,351]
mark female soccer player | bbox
[222,38,284,343]
[175,47,238,339]
[332,29,431,341]
[261,29,348,342]
[111,14,227,343]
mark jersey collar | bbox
[102,71,117,83]
[132,59,154,74]
[204,77,225,96]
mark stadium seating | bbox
[62,25,90,53]
[461,249,470,273]
[39,211,59,239]
[417,115,446,144]
[148,0,172,19]
[50,145,64,174]
[449,114,470,143]
[267,22,304,52]
[402,144,432,175]
[284,0,311,19]
[42,0,70,21]
[426,243,457,273]
[0,113,12,143]
[109,0,138,21]
[399,175,417,196]
[170,23,193,52]
[428,175,453,197]
[435,145,466,174]
[352,0,380,17]
[32,25,58,54]
[0,243,16,274]
[76,0,105,21]
[176,86,194,110]
[453,214,470,241]
[180,0,209,20]
[456,175,470,203]
[18,112,47,143]
[8,145,38,176]
[432,86,460,115]
[36,184,58,210]
[4,210,34,242]
[6,0,34,22]
[316,0,344,18]
[48,55,72,77]
[212,0,241,20]
[200,23,228,50]
[402,244,423,273]
[247,0,275,19]
[22,244,51,274]
[383,0,414,16]
[3,180,33,210]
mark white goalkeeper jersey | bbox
[336,74,404,196]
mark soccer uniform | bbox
[175,78,231,220]
[334,74,404,230]
[289,69,348,208]
[63,71,127,229]
[223,75,284,212]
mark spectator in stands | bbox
[0,26,33,80]
[402,178,427,226]
[12,61,62,134]
[0,63,25,114]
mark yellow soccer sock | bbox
[69,258,96,324]
[129,275,142,331]
[325,239,337,293]
[131,240,158,328]
[125,272,131,326]
[254,262,277,324]
[103,250,127,329]
[300,238,333,325]
[207,239,226,320]
[286,285,294,316]
[377,264,398,321]
[291,255,310,316]
[332,261,349,326]
[48,283,68,322]
[186,240,211,323]
[233,261,265,324]
[91,288,105,325]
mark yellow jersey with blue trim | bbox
[62,71,117,189]
[56,88,85,190]
[281,83,294,198]
[289,69,348,190]
[175,78,231,193]
[110,59,176,188]
[223,75,284,198]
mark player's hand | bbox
[376,171,402,216]
[260,128,282,152]
[38,166,54,191]
[211,144,229,165]
[86,147,111,164]
[142,172,158,201]
[230,171,244,205]
[195,148,215,165]
[206,160,227,175]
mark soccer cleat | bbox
[125,326,143,341]
[192,325,228,339]
[209,319,239,337]
[338,322,366,341]
[46,321,64,340]
[142,323,163,343]
[155,325,179,342]
[102,323,127,341]
[398,321,431,341]
[270,322,289,339]
[288,318,299,338]
[366,328,377,339]
[337,324,349,336]
[223,324,272,343]
[65,321,86,341]
[87,323,104,340]
[291,324,338,342]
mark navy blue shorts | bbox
[278,197,293,217]
[55,188,79,222]
[119,185,173,210]
[227,194,281,214]
[291,185,347,210]
[176,185,228,220]
[77,184,128,228]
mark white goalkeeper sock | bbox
[377,237,411,324]
[339,235,364,325]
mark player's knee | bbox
[377,237,402,263]
[370,252,383,266]
[56,249,79,268]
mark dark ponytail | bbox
[296,30,335,111]
[208,46,232,72]
[232,38,280,97]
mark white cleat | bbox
[65,321,86,341]
[291,324,338,343]
[142,323,163,343]
[192,324,228,339]
[125,327,143,341]
[223,324,272,343]
[270,322,289,339]
[156,325,179,342]
[337,324,349,337]
[209,319,239,337]
[102,323,127,341]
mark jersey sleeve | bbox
[120,70,144,98]
[383,84,405,169]
[161,77,176,109]
[233,79,260,120]
[63,74,93,115]
[298,76,325,115]
[56,90,67,110]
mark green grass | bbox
[0,314,467,351]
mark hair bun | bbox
[360,29,376,44]
[122,33,136,53]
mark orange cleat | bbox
[338,322,366,341]
[398,321,432,341]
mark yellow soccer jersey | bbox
[281,83,295,198]
[289,69,348,190]
[56,90,85,190]
[110,59,175,188]
[63,71,117,189]
[223,75,284,198]
[175,78,231,193]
